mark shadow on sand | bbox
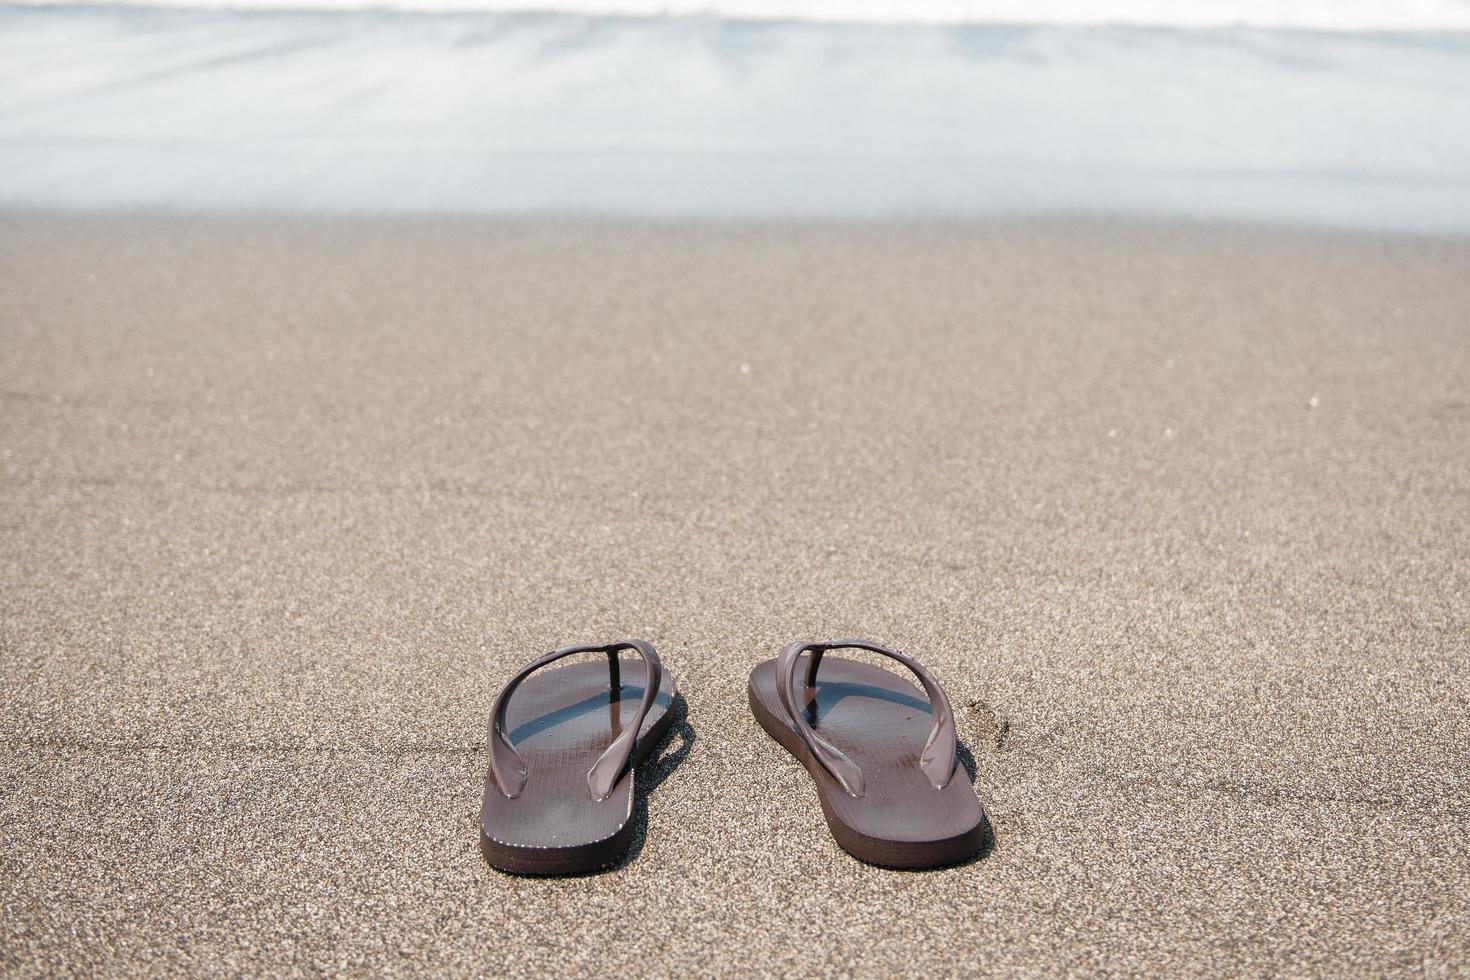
[614,693,695,870]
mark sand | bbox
[1,214,1467,976]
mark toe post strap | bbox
[775,638,957,798]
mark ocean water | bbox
[12,0,1470,29]
[2,2,1468,229]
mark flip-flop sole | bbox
[481,658,677,875]
[748,655,985,869]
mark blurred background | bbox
[3,0,1469,230]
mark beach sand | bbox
[1,214,1467,975]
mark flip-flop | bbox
[480,639,677,875]
[748,638,986,869]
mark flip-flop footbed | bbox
[748,654,985,869]
[481,658,676,874]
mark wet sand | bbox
[1,214,1467,975]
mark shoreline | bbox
[9,207,1470,240]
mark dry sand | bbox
[1,215,1467,976]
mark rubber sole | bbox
[481,677,678,876]
[748,673,985,870]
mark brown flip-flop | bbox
[748,639,986,869]
[480,639,677,875]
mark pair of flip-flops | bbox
[480,638,987,874]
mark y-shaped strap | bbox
[775,638,957,799]
[488,639,662,802]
